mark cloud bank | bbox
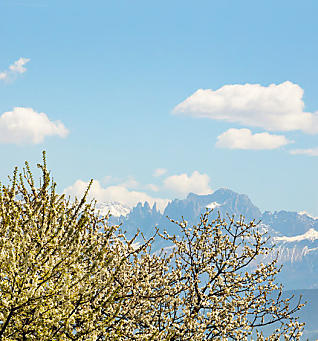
[289,148,318,157]
[0,57,30,81]
[216,128,292,150]
[153,168,167,177]
[63,179,170,213]
[63,170,215,212]
[173,81,318,134]
[0,107,69,144]
[163,171,212,197]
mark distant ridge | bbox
[98,188,318,290]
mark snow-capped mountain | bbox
[298,211,318,220]
[164,189,262,226]
[261,210,318,236]
[94,201,131,217]
[95,189,318,289]
[94,192,318,337]
[275,228,318,243]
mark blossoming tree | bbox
[0,153,305,340]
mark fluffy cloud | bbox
[146,184,159,192]
[0,107,69,144]
[153,168,167,177]
[119,177,139,189]
[289,148,318,156]
[0,57,30,81]
[216,128,292,150]
[163,171,212,197]
[63,179,170,212]
[101,175,112,185]
[173,81,318,134]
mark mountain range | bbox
[96,188,318,290]
[95,188,318,339]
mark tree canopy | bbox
[0,152,305,340]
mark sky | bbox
[1,0,318,215]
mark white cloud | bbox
[163,171,212,197]
[173,81,318,134]
[120,177,139,189]
[153,168,167,177]
[63,179,170,213]
[101,175,112,185]
[216,128,292,150]
[0,107,69,144]
[289,147,318,156]
[9,57,30,73]
[0,57,30,81]
[146,184,159,192]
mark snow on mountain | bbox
[298,211,318,220]
[261,210,317,236]
[275,228,318,243]
[94,201,131,217]
[91,189,318,290]
[206,201,221,210]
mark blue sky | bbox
[1,0,318,215]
